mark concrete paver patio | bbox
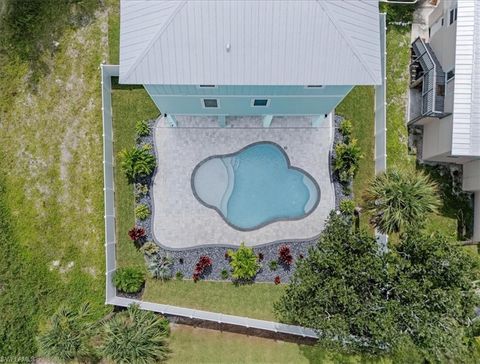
[152,116,335,249]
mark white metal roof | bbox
[452,0,480,157]
[119,0,382,85]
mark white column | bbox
[474,192,480,242]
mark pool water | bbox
[192,142,320,231]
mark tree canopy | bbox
[274,212,480,362]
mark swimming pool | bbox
[191,142,320,231]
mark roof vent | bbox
[226,43,231,52]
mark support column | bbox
[263,115,273,128]
[312,114,326,127]
[218,115,226,127]
[166,114,177,127]
[474,192,480,242]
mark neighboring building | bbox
[408,0,480,240]
[119,0,382,127]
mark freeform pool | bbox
[191,142,320,231]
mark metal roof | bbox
[119,0,382,85]
[452,0,480,157]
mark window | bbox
[198,85,216,88]
[252,99,269,107]
[305,85,324,88]
[449,8,457,25]
[447,68,455,82]
[203,99,219,108]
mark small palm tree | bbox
[101,304,169,364]
[38,303,96,362]
[363,170,441,235]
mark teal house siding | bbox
[144,85,353,116]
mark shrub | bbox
[134,183,149,202]
[148,255,173,281]
[38,303,96,362]
[334,139,362,185]
[113,267,145,294]
[363,170,440,234]
[140,241,159,257]
[128,226,146,242]
[221,269,229,280]
[339,199,356,215]
[120,146,156,181]
[278,245,293,266]
[269,260,278,271]
[135,119,151,137]
[338,119,352,142]
[175,271,184,281]
[193,255,213,282]
[257,252,264,262]
[135,204,150,220]
[101,304,169,364]
[227,243,260,281]
[274,276,281,285]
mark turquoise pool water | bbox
[192,142,320,231]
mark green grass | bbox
[143,279,285,321]
[111,86,158,269]
[0,1,110,356]
[168,324,391,364]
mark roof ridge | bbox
[123,0,187,82]
[316,0,377,84]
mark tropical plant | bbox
[148,255,173,281]
[278,245,293,266]
[101,304,169,364]
[120,146,156,181]
[135,204,150,220]
[338,119,352,142]
[135,119,151,137]
[334,139,362,185]
[128,226,146,242]
[113,267,145,294]
[274,212,480,361]
[220,269,229,280]
[192,255,213,282]
[227,243,260,281]
[363,170,441,234]
[175,271,184,281]
[134,183,149,202]
[140,241,159,257]
[339,199,356,215]
[38,303,96,362]
[268,260,278,271]
[274,276,281,285]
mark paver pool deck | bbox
[152,116,335,249]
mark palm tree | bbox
[101,304,169,363]
[363,170,441,235]
[38,303,96,362]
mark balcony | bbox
[408,37,449,123]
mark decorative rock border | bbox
[132,118,345,283]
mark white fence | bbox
[100,64,319,339]
[374,14,388,249]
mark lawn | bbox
[0,0,110,356]
[168,324,391,364]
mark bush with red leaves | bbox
[274,276,281,285]
[128,226,146,241]
[192,255,212,282]
[278,245,293,265]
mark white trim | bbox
[202,98,220,109]
[251,98,271,107]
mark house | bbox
[119,0,382,127]
[407,0,480,241]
